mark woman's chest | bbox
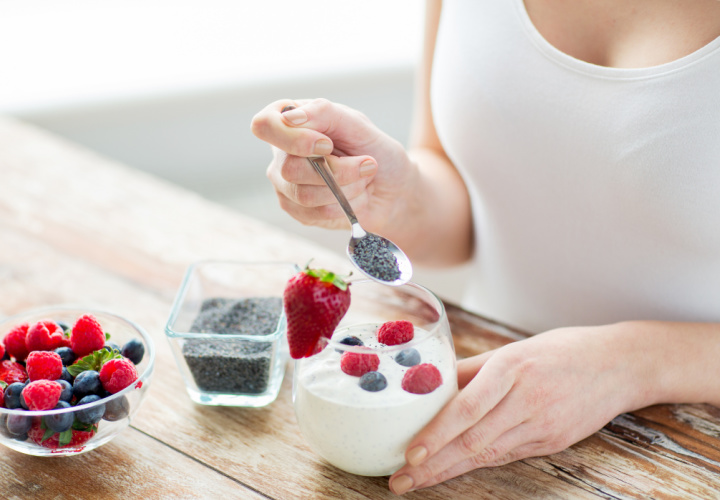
[522,0,720,68]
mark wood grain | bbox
[1,117,719,499]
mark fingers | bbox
[401,356,516,469]
[251,99,330,157]
[271,153,378,187]
[390,389,526,495]
[251,98,375,158]
[413,440,545,491]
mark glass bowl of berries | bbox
[0,307,155,457]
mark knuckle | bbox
[458,428,486,455]
[456,394,484,422]
[311,97,332,111]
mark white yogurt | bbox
[293,323,458,476]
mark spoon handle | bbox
[307,156,360,226]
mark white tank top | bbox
[431,0,720,332]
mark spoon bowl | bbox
[306,156,412,286]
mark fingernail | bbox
[282,108,307,125]
[406,446,427,466]
[359,160,376,177]
[391,475,414,495]
[313,139,333,156]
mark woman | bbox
[251,0,720,494]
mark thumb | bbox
[457,349,496,389]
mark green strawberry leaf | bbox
[0,380,7,390]
[105,332,111,341]
[58,429,73,447]
[72,420,97,432]
[305,266,351,291]
[67,348,122,377]
[41,427,56,443]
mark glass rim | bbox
[308,279,448,355]
[164,259,297,340]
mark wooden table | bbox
[1,117,719,499]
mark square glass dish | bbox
[165,260,295,407]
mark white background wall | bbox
[0,0,470,302]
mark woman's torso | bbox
[431,0,720,332]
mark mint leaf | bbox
[0,380,7,390]
[67,349,122,377]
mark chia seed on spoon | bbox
[352,234,402,282]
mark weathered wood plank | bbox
[0,427,265,500]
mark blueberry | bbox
[395,348,421,367]
[45,401,74,433]
[335,336,364,353]
[73,370,103,399]
[57,379,73,402]
[121,339,145,364]
[104,342,121,354]
[6,412,32,436]
[55,321,70,333]
[54,347,76,366]
[19,388,28,410]
[103,395,130,421]
[59,367,74,385]
[359,371,387,392]
[4,382,26,409]
[76,395,105,425]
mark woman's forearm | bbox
[389,146,473,267]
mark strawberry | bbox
[28,420,96,449]
[0,360,28,385]
[340,351,380,377]
[377,320,414,346]
[3,323,30,361]
[26,320,65,352]
[71,314,106,357]
[0,341,5,360]
[401,363,443,395]
[283,266,351,359]
[26,351,63,381]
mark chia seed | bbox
[352,234,401,282]
[182,297,283,394]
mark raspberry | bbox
[71,314,106,357]
[340,351,380,377]
[0,385,4,407]
[0,359,28,385]
[3,323,30,361]
[401,363,443,395]
[28,420,96,449]
[22,380,63,410]
[99,358,138,394]
[26,351,63,381]
[377,320,414,346]
[26,320,64,352]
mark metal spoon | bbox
[306,155,412,286]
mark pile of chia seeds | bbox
[182,297,283,394]
[352,234,401,282]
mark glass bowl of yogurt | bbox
[292,279,458,476]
